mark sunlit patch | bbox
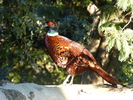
[88,61,95,67]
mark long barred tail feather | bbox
[91,64,124,88]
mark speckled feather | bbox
[44,22,124,87]
[45,34,96,72]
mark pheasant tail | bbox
[92,64,123,87]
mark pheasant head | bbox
[46,21,58,36]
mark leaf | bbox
[117,0,133,11]
[117,0,128,11]
[85,0,90,4]
[123,40,130,54]
[35,17,42,20]
[123,28,133,40]
[27,43,32,46]
[14,50,19,54]
[118,49,127,61]
[131,50,133,59]
[0,25,2,30]
[116,39,121,51]
[21,0,27,6]
[99,21,113,32]
[107,38,115,52]
[100,5,120,21]
[119,40,130,61]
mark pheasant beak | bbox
[44,23,48,27]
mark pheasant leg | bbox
[63,75,75,85]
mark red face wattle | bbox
[47,21,55,27]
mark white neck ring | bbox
[47,32,59,36]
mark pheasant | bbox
[44,21,124,87]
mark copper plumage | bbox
[44,21,124,87]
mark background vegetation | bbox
[0,0,133,85]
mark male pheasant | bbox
[44,21,124,87]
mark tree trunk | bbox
[81,2,121,84]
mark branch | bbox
[122,14,133,31]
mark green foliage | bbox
[0,0,85,84]
[100,4,120,21]
[99,1,133,62]
[100,22,133,61]
[1,0,43,67]
[0,0,54,82]
[117,0,133,12]
[36,3,63,19]
[0,0,133,85]
[97,0,133,85]
[59,14,91,45]
[117,59,133,85]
